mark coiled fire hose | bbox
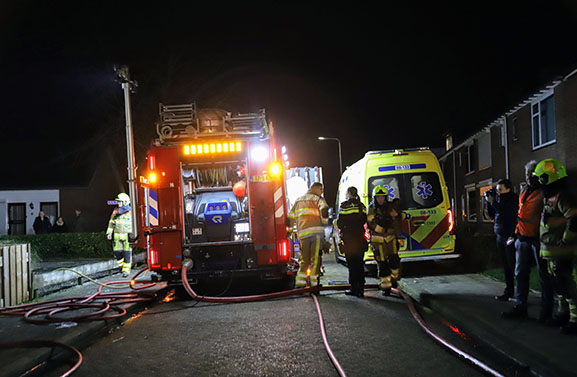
[181,261,504,377]
[0,267,156,376]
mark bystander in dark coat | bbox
[486,179,519,301]
[52,216,68,233]
[33,211,52,234]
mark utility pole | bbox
[114,65,139,239]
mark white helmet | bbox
[116,193,131,205]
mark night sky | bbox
[2,2,577,204]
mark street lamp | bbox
[318,137,342,175]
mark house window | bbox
[532,94,556,149]
[466,144,476,173]
[477,133,491,170]
[512,117,519,142]
[40,202,58,226]
[479,185,493,222]
[466,187,477,222]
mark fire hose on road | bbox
[0,263,505,377]
[180,260,505,377]
[0,267,156,377]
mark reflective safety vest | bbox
[515,186,543,238]
[540,190,577,258]
[107,208,133,236]
[288,191,328,240]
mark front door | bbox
[8,203,26,235]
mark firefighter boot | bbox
[547,296,570,327]
[122,262,131,278]
[380,276,392,296]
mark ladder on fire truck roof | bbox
[156,103,269,143]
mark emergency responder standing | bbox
[107,193,134,278]
[533,159,577,335]
[502,161,553,321]
[367,185,398,295]
[336,186,367,297]
[288,182,329,288]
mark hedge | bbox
[0,232,144,262]
[453,224,499,273]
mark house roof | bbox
[439,67,577,161]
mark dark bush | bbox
[454,224,499,273]
[0,232,144,262]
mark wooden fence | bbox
[0,244,31,307]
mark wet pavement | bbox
[0,255,575,376]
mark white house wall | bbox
[0,190,60,235]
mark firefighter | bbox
[533,159,577,335]
[336,186,368,297]
[288,182,329,288]
[107,193,134,278]
[367,185,399,295]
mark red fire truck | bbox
[136,104,293,286]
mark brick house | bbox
[439,67,577,234]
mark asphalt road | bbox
[49,257,485,377]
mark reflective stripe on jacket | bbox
[288,191,328,239]
[516,186,543,238]
[540,190,577,258]
[107,209,133,235]
[367,202,394,243]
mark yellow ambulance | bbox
[333,147,457,265]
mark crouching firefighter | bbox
[368,185,400,295]
[107,193,134,278]
[288,182,329,288]
[534,159,577,335]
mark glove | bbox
[107,234,112,240]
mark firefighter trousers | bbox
[548,257,577,323]
[113,233,132,275]
[371,239,400,290]
[296,235,322,287]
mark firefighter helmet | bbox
[372,185,388,198]
[116,193,131,205]
[533,159,567,186]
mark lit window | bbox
[532,93,556,149]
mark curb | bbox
[32,253,146,298]
[399,282,574,377]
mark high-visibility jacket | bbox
[515,186,543,238]
[288,190,328,240]
[107,208,133,236]
[540,189,577,258]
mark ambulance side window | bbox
[408,173,442,209]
